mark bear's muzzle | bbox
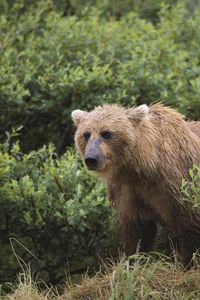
[84,138,105,170]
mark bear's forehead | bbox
[84,108,127,128]
[75,105,131,134]
[82,116,114,131]
[89,106,127,120]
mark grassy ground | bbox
[2,254,200,300]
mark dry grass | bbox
[109,254,200,300]
[2,254,200,300]
[1,270,57,300]
[61,271,111,300]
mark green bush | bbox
[0,130,117,286]
[181,165,200,211]
[1,0,177,21]
[0,1,200,152]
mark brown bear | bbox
[71,103,200,266]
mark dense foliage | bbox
[0,130,117,286]
[0,0,178,22]
[1,1,200,152]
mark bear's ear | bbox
[127,104,149,123]
[71,109,88,126]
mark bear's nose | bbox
[84,157,98,170]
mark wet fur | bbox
[188,121,200,138]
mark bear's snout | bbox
[84,156,99,170]
[84,138,105,170]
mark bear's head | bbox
[71,104,149,176]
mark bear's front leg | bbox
[107,182,157,255]
[118,218,157,255]
[177,227,200,268]
[173,211,200,268]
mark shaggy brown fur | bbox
[72,103,200,266]
[187,121,200,138]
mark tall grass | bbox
[2,254,200,300]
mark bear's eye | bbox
[100,130,112,140]
[83,132,91,141]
